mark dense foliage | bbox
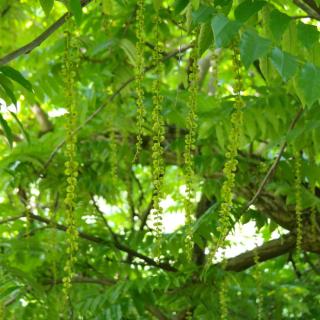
[0,0,320,319]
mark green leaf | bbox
[216,125,225,150]
[69,0,82,25]
[296,63,320,107]
[0,66,33,92]
[0,74,17,105]
[186,3,193,33]
[153,0,162,11]
[39,0,54,16]
[198,23,213,56]
[240,30,272,69]
[270,47,298,81]
[192,5,215,24]
[234,0,266,23]
[9,111,30,143]
[173,0,189,14]
[268,10,291,41]
[297,22,319,49]
[0,112,13,148]
[120,39,137,66]
[192,0,200,10]
[211,14,241,48]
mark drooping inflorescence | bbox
[184,35,199,261]
[217,43,244,245]
[62,17,80,306]
[202,42,244,320]
[309,151,316,241]
[133,0,146,162]
[151,13,165,249]
[294,149,303,252]
[204,42,244,273]
[219,277,229,320]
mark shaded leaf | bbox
[240,30,272,68]
[268,10,291,41]
[192,5,215,24]
[270,47,298,81]
[120,39,137,66]
[69,0,82,25]
[0,112,13,148]
[211,14,241,48]
[0,66,33,92]
[39,0,54,16]
[0,74,17,105]
[198,23,213,56]
[296,63,320,107]
[10,111,30,143]
[234,0,266,22]
[297,22,319,49]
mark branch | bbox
[0,0,93,65]
[0,215,25,225]
[43,276,115,286]
[301,0,320,13]
[28,212,177,272]
[145,305,169,320]
[293,0,320,20]
[223,234,296,272]
[245,108,303,210]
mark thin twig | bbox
[0,0,93,65]
[293,0,320,20]
[27,212,177,272]
[245,108,303,210]
[0,215,25,225]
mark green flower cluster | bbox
[309,152,316,241]
[151,15,165,247]
[204,44,244,274]
[217,44,244,246]
[294,150,303,252]
[61,18,80,304]
[219,277,228,320]
[133,0,145,162]
[184,38,199,261]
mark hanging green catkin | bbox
[253,244,263,320]
[62,18,79,304]
[133,0,146,162]
[217,43,243,245]
[309,152,317,241]
[211,48,220,96]
[219,277,228,320]
[294,149,303,252]
[151,13,165,247]
[204,42,244,273]
[185,310,193,320]
[184,35,199,261]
